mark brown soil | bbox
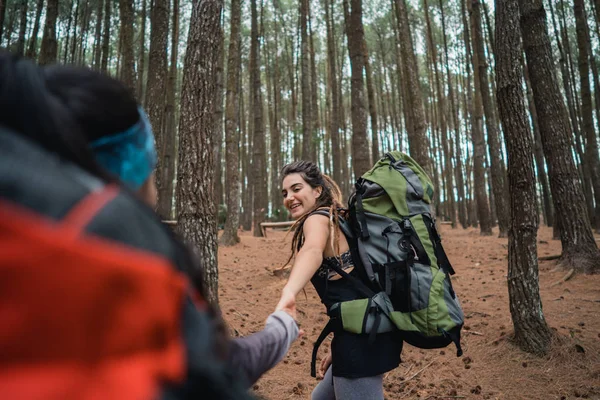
[218,226,600,400]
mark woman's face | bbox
[281,173,322,219]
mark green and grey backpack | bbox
[310,151,463,377]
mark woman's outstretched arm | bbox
[276,214,329,311]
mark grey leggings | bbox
[311,366,384,400]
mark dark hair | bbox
[281,160,345,264]
[43,65,140,143]
[0,51,112,181]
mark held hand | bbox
[318,351,333,379]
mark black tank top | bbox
[310,250,403,378]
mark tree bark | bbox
[220,0,242,246]
[523,63,553,227]
[159,0,180,221]
[15,0,27,56]
[176,0,223,305]
[343,0,370,177]
[100,0,111,72]
[118,0,137,89]
[519,0,600,273]
[250,0,267,237]
[324,0,341,185]
[147,0,169,216]
[92,0,103,69]
[38,0,59,65]
[574,0,600,231]
[300,0,312,160]
[471,0,509,237]
[465,0,492,235]
[496,0,552,355]
[424,0,455,226]
[137,0,147,100]
[394,0,431,174]
[0,0,6,44]
[363,39,379,165]
[25,0,44,59]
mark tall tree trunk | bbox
[38,0,59,65]
[176,0,223,304]
[324,0,341,185]
[394,0,431,174]
[466,0,492,235]
[309,11,320,163]
[250,0,267,237]
[137,0,147,100]
[15,0,27,56]
[471,0,509,237]
[300,0,312,160]
[424,0,455,226]
[70,0,80,64]
[214,31,225,212]
[523,63,553,227]
[92,0,103,69]
[363,39,379,165]
[0,0,6,44]
[220,0,242,246]
[343,0,370,177]
[574,0,600,231]
[100,0,111,72]
[496,0,552,355]
[118,0,137,90]
[25,0,44,59]
[159,0,180,221]
[519,0,600,273]
[147,0,169,215]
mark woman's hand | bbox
[275,288,297,319]
[318,351,332,379]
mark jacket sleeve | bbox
[226,310,299,388]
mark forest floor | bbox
[218,225,600,400]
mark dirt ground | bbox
[218,225,600,400]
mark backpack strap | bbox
[310,318,337,378]
[61,185,120,239]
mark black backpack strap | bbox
[311,319,337,378]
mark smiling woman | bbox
[275,160,403,400]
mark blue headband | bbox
[90,107,157,190]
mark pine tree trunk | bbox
[220,0,242,245]
[471,0,509,237]
[496,0,552,355]
[523,64,553,227]
[300,0,312,160]
[100,0,111,72]
[176,0,223,305]
[0,0,6,44]
[92,0,103,69]
[309,13,320,164]
[25,0,44,59]
[324,0,342,185]
[343,0,370,177]
[214,32,225,212]
[519,0,600,273]
[159,0,180,221]
[137,0,147,100]
[394,0,431,174]
[574,0,600,231]
[364,40,379,165]
[424,0,455,226]
[147,0,169,216]
[250,0,267,237]
[38,0,59,65]
[15,0,27,56]
[466,0,492,235]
